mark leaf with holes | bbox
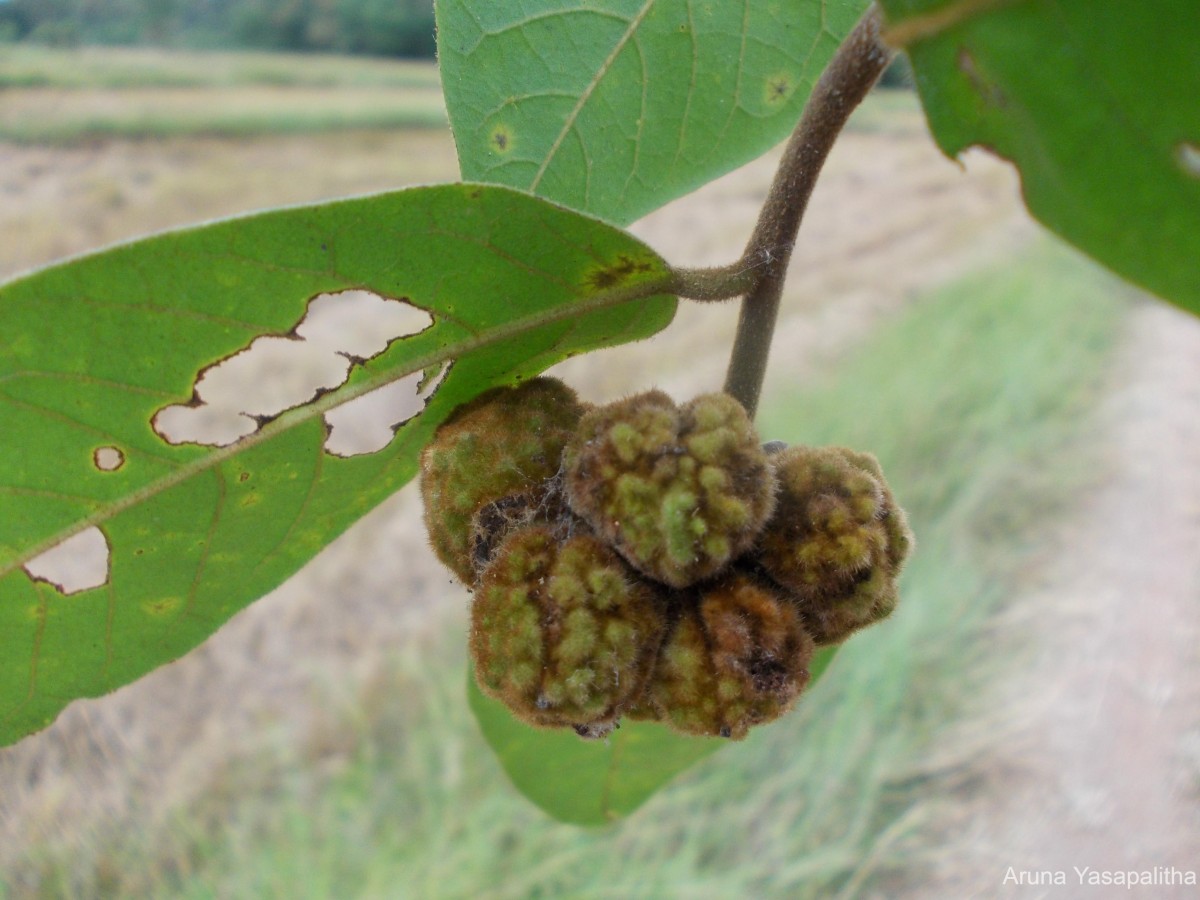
[469,647,837,824]
[880,0,1200,317]
[437,0,870,225]
[0,183,676,747]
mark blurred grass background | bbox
[0,46,445,142]
[0,45,442,89]
[0,41,1160,900]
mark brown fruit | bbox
[419,378,585,583]
[636,573,814,739]
[759,446,913,644]
[470,527,668,735]
[563,391,775,589]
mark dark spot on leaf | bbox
[586,255,655,290]
[143,596,181,617]
[765,74,793,105]
[239,471,250,483]
[490,125,514,155]
[93,446,125,472]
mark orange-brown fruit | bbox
[636,573,814,739]
[419,378,586,583]
[563,390,775,589]
[759,446,913,644]
[470,527,668,736]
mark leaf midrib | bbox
[529,0,656,195]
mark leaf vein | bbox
[529,0,656,194]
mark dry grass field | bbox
[1,50,1198,898]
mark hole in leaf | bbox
[324,361,452,457]
[93,446,125,471]
[1176,142,1200,179]
[152,291,434,447]
[23,526,111,595]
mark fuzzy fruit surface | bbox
[563,390,774,589]
[419,378,585,583]
[636,573,815,739]
[760,446,913,645]
[471,526,668,733]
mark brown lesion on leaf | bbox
[142,596,181,617]
[764,73,795,107]
[585,255,656,291]
[489,124,515,155]
[93,446,125,472]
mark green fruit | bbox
[759,446,913,644]
[563,391,775,589]
[636,573,814,739]
[419,378,585,584]
[471,527,668,735]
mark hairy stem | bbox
[721,6,893,418]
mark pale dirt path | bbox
[904,302,1200,899]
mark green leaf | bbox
[879,0,1200,316]
[0,183,676,747]
[437,0,869,224]
[469,647,837,824]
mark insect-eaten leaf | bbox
[880,0,1200,317]
[0,183,676,747]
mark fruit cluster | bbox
[420,378,912,740]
